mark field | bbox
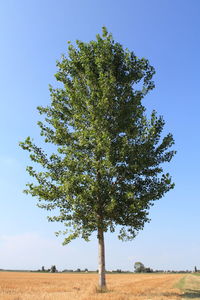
[0,272,200,300]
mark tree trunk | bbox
[98,227,106,289]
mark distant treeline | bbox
[133,262,194,274]
[0,268,195,274]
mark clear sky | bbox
[0,0,200,272]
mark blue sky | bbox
[0,0,200,271]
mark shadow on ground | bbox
[181,289,200,299]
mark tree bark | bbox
[98,226,106,289]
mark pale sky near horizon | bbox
[0,0,200,272]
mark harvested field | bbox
[0,272,186,300]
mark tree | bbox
[76,268,81,272]
[145,267,153,273]
[20,27,175,289]
[50,265,57,273]
[134,262,145,273]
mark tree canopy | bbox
[134,262,145,273]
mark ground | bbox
[0,272,199,300]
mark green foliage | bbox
[20,27,176,245]
[134,262,153,273]
[134,262,145,273]
[50,265,57,273]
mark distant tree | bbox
[62,269,73,272]
[134,262,145,273]
[194,266,198,272]
[145,267,153,273]
[50,265,57,273]
[20,27,175,289]
[41,266,45,272]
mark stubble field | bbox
[0,271,198,300]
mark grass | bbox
[175,276,187,290]
[175,274,200,299]
[0,272,185,300]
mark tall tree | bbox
[20,27,175,289]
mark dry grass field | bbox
[0,271,195,300]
